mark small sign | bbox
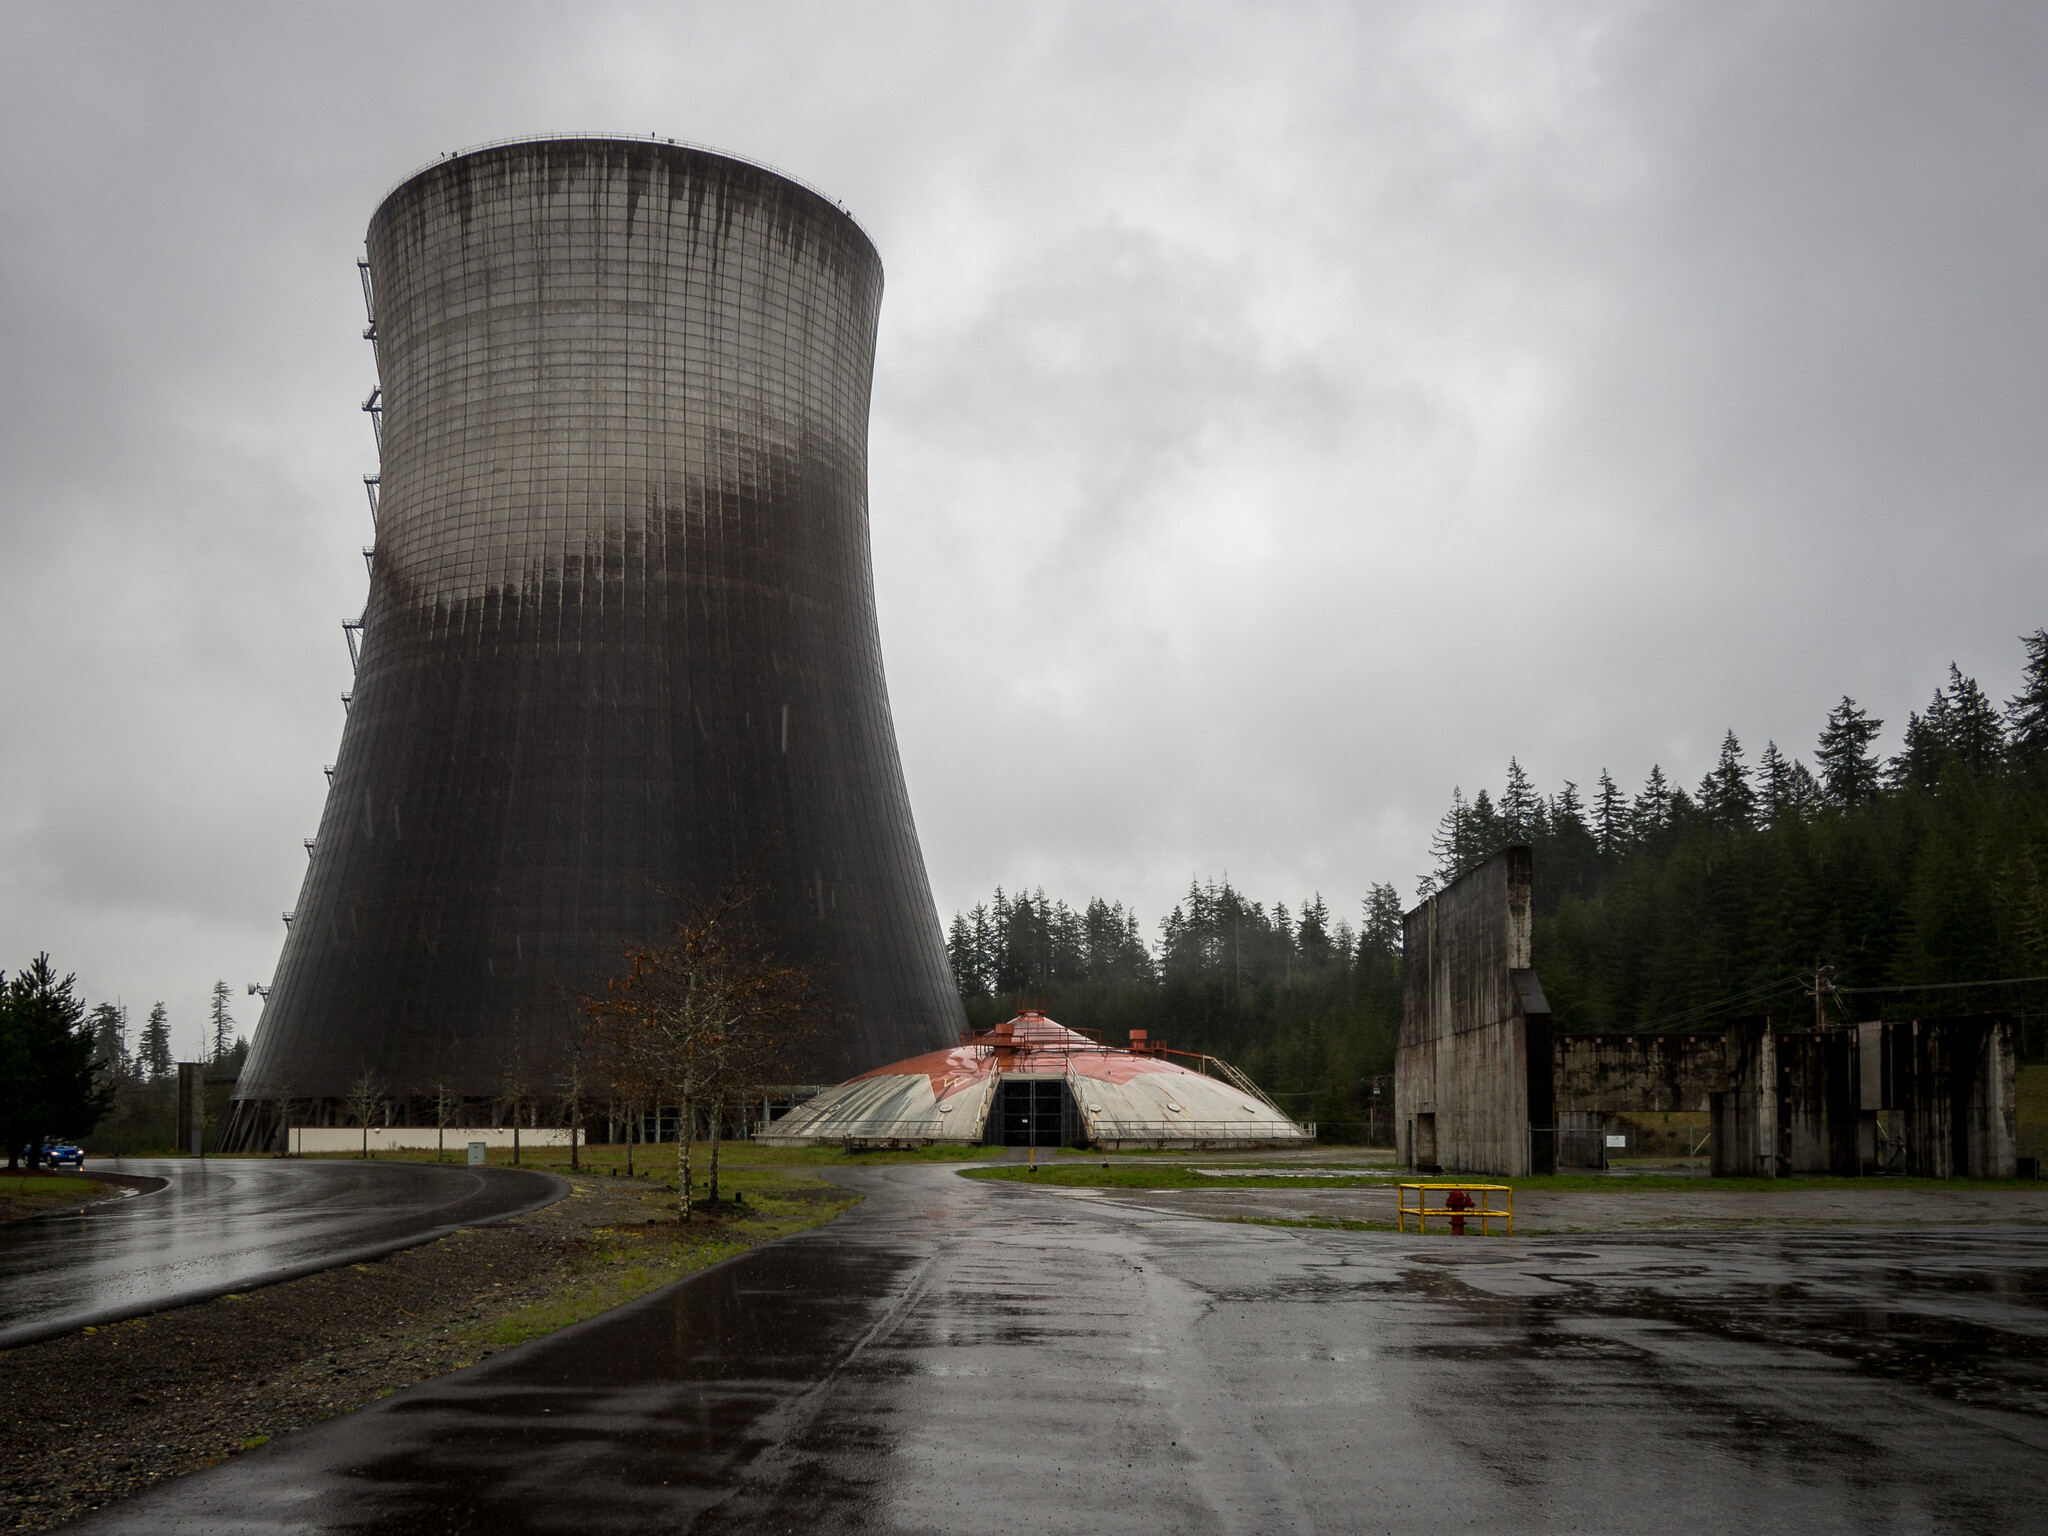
[466,1141,487,1166]
[1605,1133,1627,1148]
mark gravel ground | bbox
[0,1166,853,1533]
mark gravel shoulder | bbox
[0,1164,856,1533]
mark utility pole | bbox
[1803,959,1837,1030]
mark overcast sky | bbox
[4,1,2045,1045]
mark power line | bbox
[1833,974,2048,995]
[1631,974,1807,1032]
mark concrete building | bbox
[226,139,961,1148]
[1396,847,1554,1174]
[759,1010,1314,1151]
[1398,847,2018,1178]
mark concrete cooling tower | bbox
[226,138,961,1146]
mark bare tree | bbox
[498,1029,534,1167]
[585,885,816,1220]
[273,1081,297,1156]
[432,1081,457,1162]
[345,1068,384,1158]
[557,1053,588,1173]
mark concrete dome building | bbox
[759,1010,1314,1150]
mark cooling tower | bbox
[229,138,961,1136]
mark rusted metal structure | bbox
[758,1009,1313,1150]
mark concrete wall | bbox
[1704,1016,2016,1178]
[1396,843,2016,1183]
[1872,1016,2017,1178]
[289,1126,581,1153]
[1398,847,1547,1176]
[1553,1033,1728,1114]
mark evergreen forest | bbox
[946,630,2048,1141]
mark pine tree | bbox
[947,912,984,996]
[2006,629,2048,758]
[1786,758,1825,817]
[1942,664,2003,775]
[1761,741,1794,823]
[1296,895,1333,970]
[1501,757,1538,843]
[1465,788,1503,866]
[209,981,235,1063]
[0,956,114,1165]
[1817,696,1884,806]
[1699,731,1756,830]
[1631,766,1673,841]
[87,1002,128,1081]
[1891,665,1999,789]
[1593,770,1626,855]
[1361,884,1404,956]
[139,1002,173,1082]
[1426,788,1471,892]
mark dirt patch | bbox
[0,1167,855,1533]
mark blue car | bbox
[39,1143,84,1169]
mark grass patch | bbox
[962,1164,1395,1190]
[0,1175,103,1200]
[461,1170,860,1351]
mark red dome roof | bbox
[853,1011,1212,1104]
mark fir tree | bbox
[1941,664,2003,775]
[1893,665,2001,789]
[1465,788,1503,865]
[2006,629,2048,758]
[87,1002,128,1081]
[1593,770,1626,855]
[139,1002,173,1082]
[0,956,113,1165]
[1817,696,1884,806]
[1699,731,1756,831]
[1631,765,1673,841]
[1361,884,1403,957]
[947,912,985,996]
[209,981,235,1062]
[1426,788,1471,892]
[1758,741,1796,822]
[1296,895,1334,971]
[1501,757,1538,843]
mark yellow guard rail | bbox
[1398,1182,1512,1235]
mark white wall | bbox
[287,1126,582,1153]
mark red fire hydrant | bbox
[1445,1187,1475,1236]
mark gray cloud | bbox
[3,1,2043,1035]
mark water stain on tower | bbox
[227,139,962,1142]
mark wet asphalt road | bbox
[0,1158,564,1348]
[68,1163,2048,1534]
